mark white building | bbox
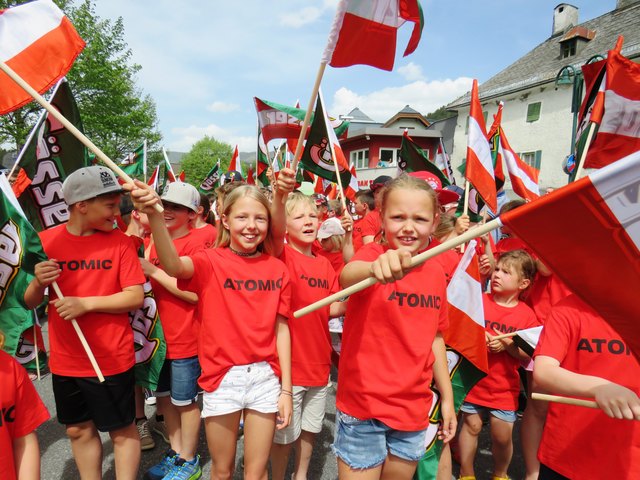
[447,1,640,189]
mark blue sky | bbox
[93,1,613,153]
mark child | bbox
[457,250,539,480]
[129,180,293,480]
[0,330,50,480]
[188,192,217,248]
[317,216,354,275]
[24,166,146,480]
[335,174,456,480]
[142,182,204,480]
[352,189,375,252]
[360,175,392,244]
[533,295,640,479]
[268,172,347,480]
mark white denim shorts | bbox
[273,384,329,445]
[201,361,280,417]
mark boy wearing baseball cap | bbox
[142,181,205,480]
[24,166,146,480]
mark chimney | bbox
[552,3,579,36]
[616,0,640,9]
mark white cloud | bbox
[207,101,240,113]
[279,7,323,28]
[330,77,474,121]
[397,62,425,82]
[169,124,254,153]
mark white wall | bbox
[451,85,576,190]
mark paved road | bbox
[32,326,526,479]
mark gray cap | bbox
[161,181,200,212]
[61,166,123,205]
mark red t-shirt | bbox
[535,295,640,479]
[178,248,291,392]
[148,231,204,359]
[352,217,365,252]
[359,210,381,240]
[40,226,146,376]
[525,274,573,324]
[336,243,449,431]
[279,245,338,386]
[427,238,461,285]
[316,249,345,275]
[465,294,538,410]
[0,351,50,480]
[188,223,217,249]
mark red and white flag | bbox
[147,164,160,191]
[228,144,243,177]
[0,0,85,114]
[581,43,640,169]
[445,240,489,374]
[465,79,497,212]
[501,149,640,360]
[435,139,455,185]
[322,0,423,71]
[499,129,540,202]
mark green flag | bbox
[256,130,271,187]
[198,161,221,195]
[0,175,47,356]
[16,80,89,231]
[399,131,451,186]
[120,143,145,177]
[455,185,485,223]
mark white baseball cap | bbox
[317,217,345,240]
[161,182,200,212]
[61,166,123,205]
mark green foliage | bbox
[0,0,161,172]
[180,136,233,186]
[425,105,456,122]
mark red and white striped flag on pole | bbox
[322,0,423,71]
[499,128,540,202]
[465,79,497,212]
[501,149,640,360]
[228,144,243,177]
[0,0,85,114]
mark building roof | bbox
[448,2,640,108]
[383,104,430,128]
[345,107,377,123]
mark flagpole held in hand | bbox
[0,60,162,213]
[294,218,502,318]
[50,281,105,383]
[531,393,598,409]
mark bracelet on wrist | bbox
[280,389,293,396]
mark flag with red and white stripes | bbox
[0,0,85,114]
[465,79,497,211]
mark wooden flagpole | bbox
[0,60,163,212]
[51,281,105,382]
[572,122,597,181]
[294,218,502,318]
[290,62,327,173]
[532,393,598,409]
[33,321,41,381]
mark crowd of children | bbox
[2,165,639,480]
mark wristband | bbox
[280,390,293,396]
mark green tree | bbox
[180,136,233,186]
[0,0,161,171]
[426,105,456,122]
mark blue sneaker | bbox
[144,449,177,480]
[164,455,202,480]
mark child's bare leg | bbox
[158,396,182,453]
[243,409,276,480]
[66,421,102,480]
[270,441,293,480]
[205,411,241,480]
[293,430,316,480]
[178,402,201,461]
[110,422,141,480]
[380,454,418,480]
[436,443,451,480]
[489,415,514,478]
[522,372,548,480]
[337,458,382,480]
[457,412,482,477]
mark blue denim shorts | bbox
[332,409,427,469]
[155,356,201,406]
[460,401,517,423]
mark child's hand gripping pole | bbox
[50,281,105,383]
[0,60,163,214]
[294,218,502,318]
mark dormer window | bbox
[559,26,596,59]
[561,38,577,58]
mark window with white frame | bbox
[378,148,400,167]
[520,150,542,169]
[350,149,369,169]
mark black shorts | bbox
[52,368,135,432]
[539,464,571,480]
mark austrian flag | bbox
[322,0,424,71]
[0,0,85,114]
